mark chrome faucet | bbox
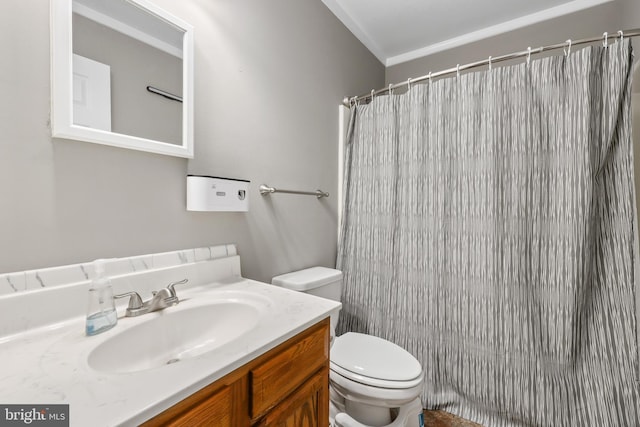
[114,279,188,317]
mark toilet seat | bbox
[331,333,423,389]
[330,368,424,407]
[331,362,422,389]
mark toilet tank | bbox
[272,267,343,340]
[271,267,343,301]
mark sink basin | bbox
[87,292,269,374]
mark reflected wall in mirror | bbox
[51,0,194,158]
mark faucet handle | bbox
[167,279,188,298]
[114,291,143,308]
[114,291,145,316]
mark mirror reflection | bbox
[73,0,183,145]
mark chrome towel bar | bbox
[259,184,329,199]
[146,85,182,103]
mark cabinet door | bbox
[250,322,329,419]
[254,367,329,427]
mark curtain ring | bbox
[407,78,412,92]
[370,89,375,101]
[488,56,492,71]
[349,96,356,107]
[618,30,624,42]
[428,72,432,84]
[526,47,532,65]
[388,84,393,95]
[564,39,572,57]
[603,32,608,47]
[456,64,460,78]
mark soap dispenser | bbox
[85,259,117,336]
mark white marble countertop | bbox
[0,278,340,426]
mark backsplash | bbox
[0,244,237,296]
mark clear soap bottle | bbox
[85,259,117,336]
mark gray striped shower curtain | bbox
[337,39,639,426]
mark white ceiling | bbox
[321,0,615,66]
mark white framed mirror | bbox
[51,0,194,158]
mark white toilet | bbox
[272,267,424,427]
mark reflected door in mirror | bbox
[73,54,112,131]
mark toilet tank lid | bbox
[272,266,342,291]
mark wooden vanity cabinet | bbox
[141,318,330,427]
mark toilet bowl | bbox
[272,267,424,427]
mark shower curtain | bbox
[337,39,639,426]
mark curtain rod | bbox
[343,28,640,107]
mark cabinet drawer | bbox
[141,375,248,427]
[250,322,329,419]
[167,385,232,426]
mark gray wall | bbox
[385,2,624,84]
[621,0,640,33]
[0,0,384,282]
